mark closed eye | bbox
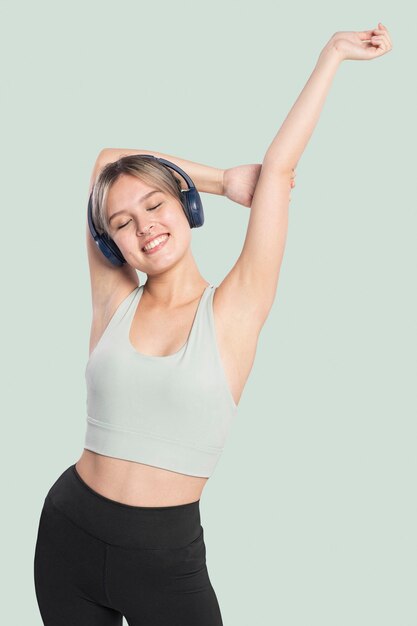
[117,204,162,230]
[117,221,131,230]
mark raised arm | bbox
[90,148,224,197]
[221,24,392,328]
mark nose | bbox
[137,223,154,237]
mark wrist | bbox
[195,166,224,196]
[218,168,225,196]
[318,38,345,66]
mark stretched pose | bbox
[34,24,392,626]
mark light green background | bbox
[1,0,415,624]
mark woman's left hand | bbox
[327,22,393,61]
[223,164,296,207]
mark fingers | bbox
[358,29,375,41]
[371,37,389,52]
[358,22,392,50]
[370,33,392,53]
[377,21,391,35]
[370,22,392,53]
[373,22,393,48]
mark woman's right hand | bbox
[323,22,393,62]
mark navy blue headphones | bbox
[87,154,204,267]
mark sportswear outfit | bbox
[34,283,238,625]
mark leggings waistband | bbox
[45,464,202,549]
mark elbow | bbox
[262,155,295,177]
[97,148,112,162]
[261,159,294,182]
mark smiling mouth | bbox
[141,233,170,253]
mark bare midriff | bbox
[75,449,208,507]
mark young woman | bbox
[34,23,392,626]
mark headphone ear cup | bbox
[88,192,126,266]
[98,233,127,266]
[181,188,204,228]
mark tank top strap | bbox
[100,287,139,338]
[184,284,215,353]
[112,287,139,324]
[86,287,139,363]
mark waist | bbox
[76,449,208,507]
[45,462,203,549]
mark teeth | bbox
[143,234,169,251]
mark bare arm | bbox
[236,43,343,315]
[263,43,342,174]
[262,23,392,173]
[217,24,392,333]
[93,148,224,196]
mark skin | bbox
[76,23,392,506]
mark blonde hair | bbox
[91,154,184,236]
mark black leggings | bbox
[34,464,223,625]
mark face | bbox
[106,174,191,273]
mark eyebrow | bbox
[108,190,162,223]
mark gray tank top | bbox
[84,283,238,477]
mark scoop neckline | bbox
[127,284,213,360]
